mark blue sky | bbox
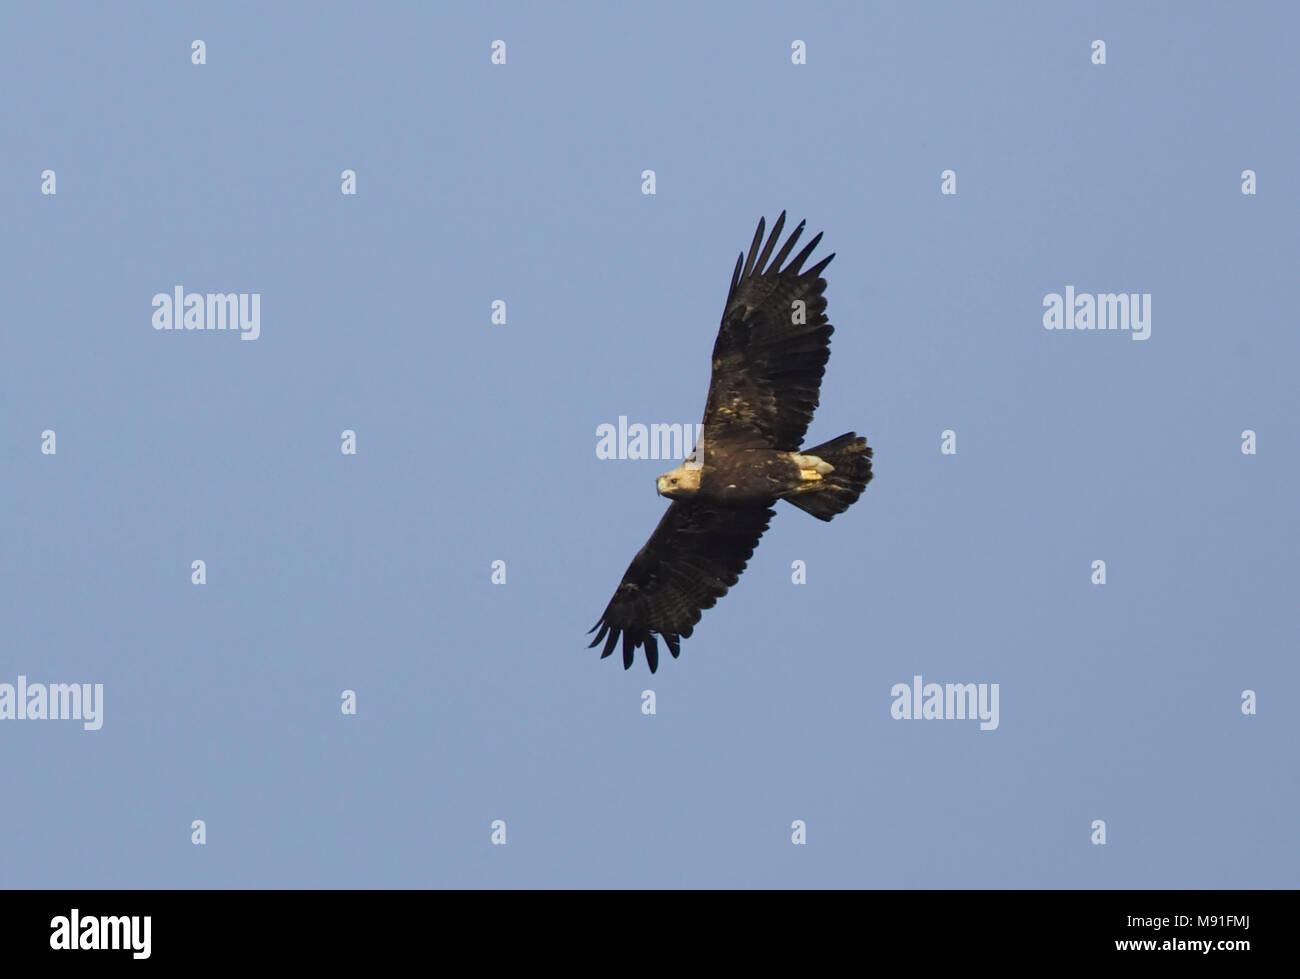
[2,2,1296,888]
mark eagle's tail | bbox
[784,433,873,522]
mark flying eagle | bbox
[588,212,873,672]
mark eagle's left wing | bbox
[701,212,836,453]
[588,501,776,672]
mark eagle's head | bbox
[656,462,702,499]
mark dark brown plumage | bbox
[588,213,873,672]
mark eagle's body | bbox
[660,449,808,505]
[589,213,873,672]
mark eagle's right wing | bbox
[588,501,775,672]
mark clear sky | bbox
[3,2,1296,888]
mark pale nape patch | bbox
[657,462,702,493]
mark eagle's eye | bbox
[670,477,678,486]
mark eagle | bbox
[588,212,873,672]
